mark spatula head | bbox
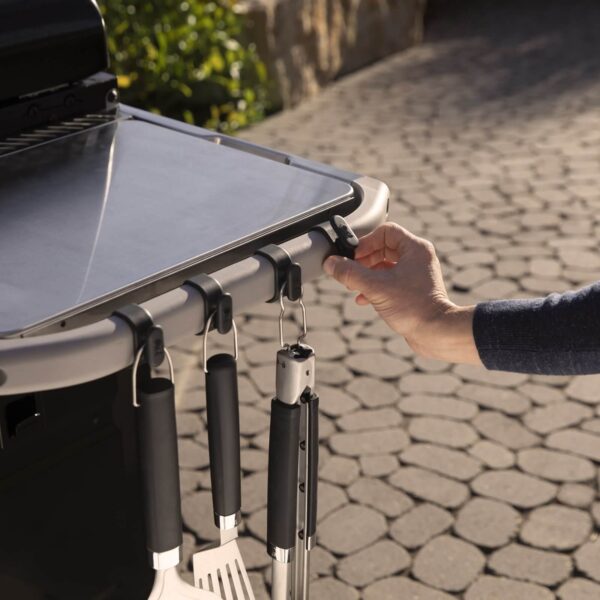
[193,540,255,600]
[148,567,221,600]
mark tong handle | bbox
[206,353,241,520]
[306,394,319,541]
[137,377,183,554]
[267,399,301,553]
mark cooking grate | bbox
[0,112,117,157]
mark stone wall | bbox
[239,0,427,108]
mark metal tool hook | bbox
[203,311,239,373]
[278,283,307,348]
[131,345,174,408]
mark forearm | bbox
[415,305,481,366]
[472,282,600,375]
[417,282,600,375]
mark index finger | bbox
[355,222,414,262]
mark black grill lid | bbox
[0,0,109,103]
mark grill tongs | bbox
[267,277,319,600]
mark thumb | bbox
[323,255,375,292]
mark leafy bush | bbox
[99,0,268,132]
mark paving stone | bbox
[337,540,411,587]
[361,319,397,339]
[316,361,353,385]
[520,382,565,405]
[347,477,414,517]
[471,470,557,508]
[390,503,453,549]
[363,577,455,600]
[178,438,210,470]
[179,469,204,495]
[400,374,462,395]
[558,578,600,600]
[448,250,495,267]
[302,306,342,331]
[454,364,528,387]
[337,407,401,431]
[546,429,600,461]
[176,411,204,436]
[454,498,521,548]
[472,411,540,449]
[465,575,554,600]
[237,536,271,570]
[342,296,376,323]
[398,394,478,420]
[310,577,358,600]
[320,455,360,486]
[241,471,268,513]
[581,418,600,434]
[181,491,219,542]
[177,385,206,411]
[408,417,479,448]
[390,467,470,508]
[558,483,596,508]
[566,375,600,404]
[306,329,347,360]
[311,546,336,577]
[318,504,387,555]
[239,405,270,436]
[524,401,593,434]
[360,454,399,477]
[351,336,384,351]
[240,448,268,472]
[520,504,593,550]
[468,440,515,469]
[385,336,413,358]
[317,481,348,521]
[489,543,572,586]
[412,535,485,592]
[574,540,600,583]
[243,318,280,340]
[237,375,262,405]
[330,428,409,456]
[413,356,450,372]
[517,448,595,482]
[457,383,531,415]
[344,351,411,379]
[318,385,361,416]
[452,266,493,290]
[245,507,266,542]
[248,572,269,600]
[401,443,482,481]
[345,376,400,407]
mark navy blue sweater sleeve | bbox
[473,281,600,375]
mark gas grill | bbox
[0,2,388,599]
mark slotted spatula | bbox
[193,353,255,600]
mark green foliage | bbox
[99,0,268,132]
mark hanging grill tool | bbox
[256,246,319,600]
[188,276,255,599]
[116,305,220,600]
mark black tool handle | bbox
[137,377,183,554]
[306,393,319,540]
[267,399,301,551]
[206,353,241,519]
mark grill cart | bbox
[0,2,388,599]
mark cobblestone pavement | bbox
[173,1,600,598]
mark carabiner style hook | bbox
[131,345,174,408]
[203,311,239,373]
[278,283,308,348]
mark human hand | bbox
[323,222,481,364]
